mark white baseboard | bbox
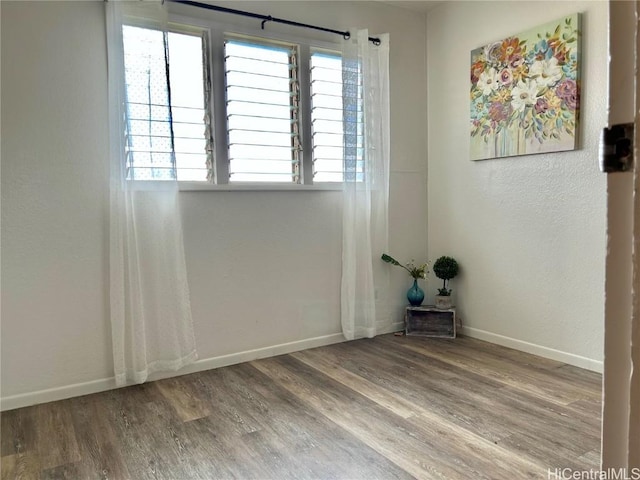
[178,332,347,378]
[1,332,348,412]
[0,377,118,413]
[2,323,599,411]
[462,326,603,373]
[386,321,405,334]
[1,323,406,412]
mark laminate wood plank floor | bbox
[1,335,602,480]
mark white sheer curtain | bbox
[341,30,391,340]
[106,1,197,386]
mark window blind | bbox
[224,38,300,183]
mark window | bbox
[224,38,300,183]
[310,50,344,182]
[122,26,211,181]
[121,18,352,185]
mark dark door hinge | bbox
[600,123,634,173]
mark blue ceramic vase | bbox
[407,279,424,306]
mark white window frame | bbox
[154,11,347,191]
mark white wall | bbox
[1,1,428,406]
[1,1,113,401]
[426,1,607,370]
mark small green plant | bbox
[381,253,429,280]
[432,256,459,296]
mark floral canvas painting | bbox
[470,14,580,160]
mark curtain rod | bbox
[167,0,382,45]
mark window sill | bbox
[178,182,343,192]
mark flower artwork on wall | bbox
[470,14,580,161]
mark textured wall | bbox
[1,1,113,397]
[426,1,607,368]
[1,1,428,403]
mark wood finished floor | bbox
[1,335,602,480]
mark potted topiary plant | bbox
[432,256,459,309]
